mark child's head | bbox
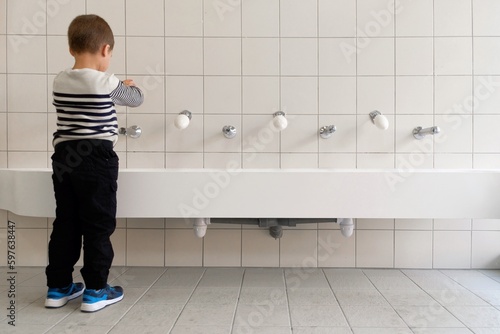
[68,15,114,70]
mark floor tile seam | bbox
[392,298,471,330]
[276,267,293,329]
[438,269,500,306]
[38,303,87,334]
[399,268,462,306]
[115,266,168,288]
[360,269,404,308]
[439,269,499,288]
[319,268,353,329]
[432,305,500,333]
[425,288,492,307]
[362,269,433,330]
[229,268,249,332]
[110,267,174,331]
[166,267,208,331]
[399,269,474,328]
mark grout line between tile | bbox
[229,267,245,332]
[321,268,352,329]
[167,267,207,331]
[107,266,169,331]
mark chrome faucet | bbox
[319,125,336,139]
[413,126,440,140]
[222,125,237,139]
[119,125,142,139]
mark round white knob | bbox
[374,114,389,130]
[193,224,207,238]
[175,114,190,130]
[193,218,210,238]
[273,115,288,131]
[339,218,354,238]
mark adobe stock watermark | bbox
[211,0,241,21]
[141,64,164,93]
[177,113,295,218]
[235,233,341,334]
[8,0,71,53]
[406,281,462,328]
[340,0,403,64]
[386,76,500,191]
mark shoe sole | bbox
[80,294,123,312]
[45,289,84,308]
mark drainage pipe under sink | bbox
[193,218,354,239]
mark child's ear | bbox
[101,44,111,57]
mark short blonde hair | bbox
[68,14,114,54]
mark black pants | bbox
[46,139,118,290]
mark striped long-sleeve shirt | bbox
[52,68,144,147]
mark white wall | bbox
[1,0,500,268]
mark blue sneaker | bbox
[45,282,85,308]
[80,285,123,312]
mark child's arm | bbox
[110,79,144,107]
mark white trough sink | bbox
[1,168,500,219]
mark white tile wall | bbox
[317,230,355,268]
[204,229,241,267]
[165,0,202,37]
[434,154,472,168]
[474,37,500,75]
[7,74,47,112]
[434,0,471,36]
[0,112,6,151]
[17,229,48,266]
[165,229,203,266]
[356,230,394,268]
[280,0,317,38]
[0,152,6,167]
[473,0,500,36]
[319,0,355,37]
[474,76,500,114]
[280,230,317,267]
[0,0,5,35]
[394,231,433,268]
[242,0,279,37]
[319,77,356,114]
[435,37,473,75]
[204,38,241,75]
[395,38,433,75]
[472,231,500,269]
[241,229,279,267]
[126,229,165,266]
[281,38,317,76]
[3,0,500,269]
[126,0,164,36]
[433,231,471,269]
[319,38,356,75]
[242,38,279,76]
[356,0,395,37]
[166,38,203,75]
[395,76,433,115]
[203,0,241,37]
[204,76,241,114]
[357,38,394,75]
[395,0,433,37]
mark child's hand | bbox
[123,79,136,87]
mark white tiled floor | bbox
[2,267,500,333]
